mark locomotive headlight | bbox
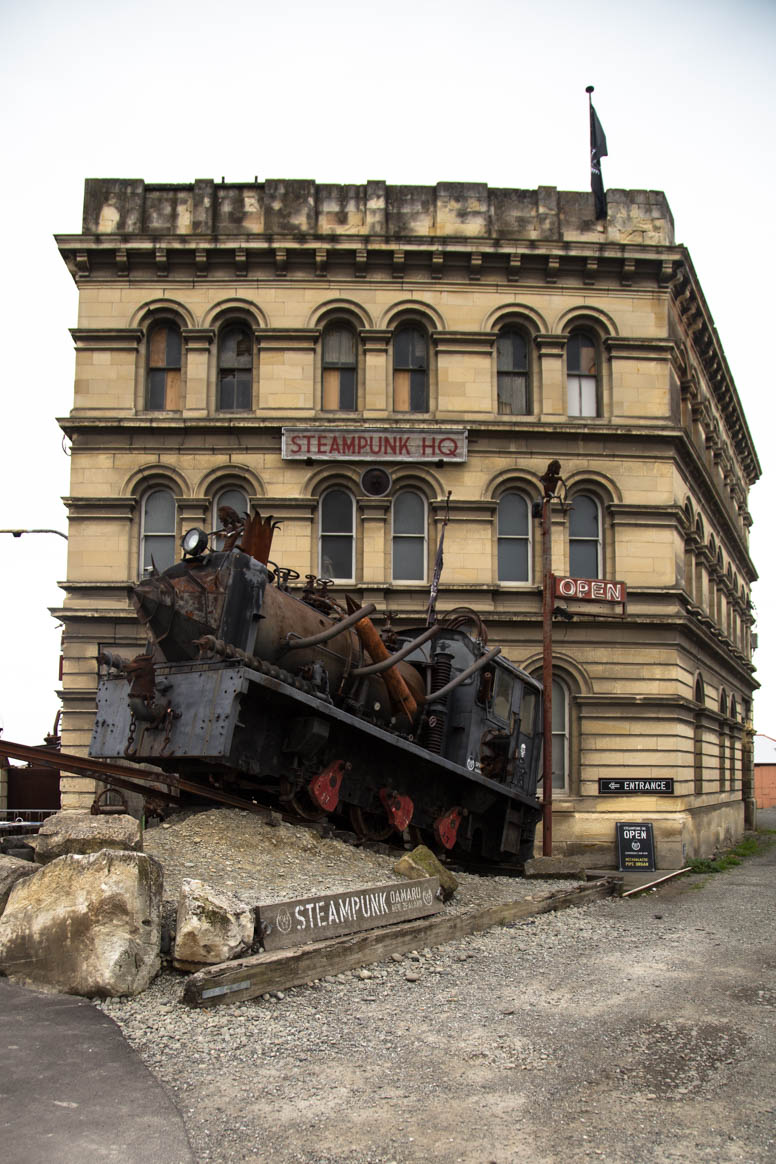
[181,527,209,558]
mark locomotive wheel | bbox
[349,804,393,842]
[285,789,326,823]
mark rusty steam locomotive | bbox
[90,512,543,862]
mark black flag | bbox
[589,101,608,220]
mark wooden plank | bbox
[258,878,442,951]
[183,879,617,1008]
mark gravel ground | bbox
[95,810,776,1164]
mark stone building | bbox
[54,177,759,865]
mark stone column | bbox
[360,330,391,415]
[534,335,567,417]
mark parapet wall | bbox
[83,179,674,246]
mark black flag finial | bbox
[586,86,608,221]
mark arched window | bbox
[497,492,531,582]
[551,678,570,791]
[319,489,355,581]
[496,329,529,415]
[694,675,705,794]
[218,324,253,411]
[146,322,182,410]
[566,331,598,417]
[322,325,357,411]
[140,489,176,574]
[392,491,427,582]
[393,325,428,412]
[569,494,601,578]
[213,486,249,548]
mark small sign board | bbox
[554,576,627,603]
[616,822,656,873]
[599,778,674,795]
[257,877,442,951]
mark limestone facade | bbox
[55,178,759,866]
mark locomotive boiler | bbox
[90,512,543,862]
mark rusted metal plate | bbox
[257,877,442,951]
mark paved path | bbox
[0,980,193,1164]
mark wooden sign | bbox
[256,877,442,951]
[616,822,656,872]
[554,576,627,603]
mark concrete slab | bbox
[0,980,193,1164]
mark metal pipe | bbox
[280,603,376,651]
[350,624,441,677]
[418,646,501,705]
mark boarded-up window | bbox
[567,332,598,417]
[322,326,357,411]
[393,326,428,412]
[497,329,529,415]
[147,324,182,410]
[218,325,253,411]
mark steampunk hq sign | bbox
[282,428,468,462]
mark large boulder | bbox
[0,849,162,997]
[34,811,142,865]
[173,879,254,969]
[0,854,36,914]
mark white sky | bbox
[0,0,774,747]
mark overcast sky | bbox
[0,0,774,755]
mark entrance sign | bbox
[616,822,656,872]
[257,877,442,951]
[555,576,627,603]
[599,778,674,795]
[282,428,468,462]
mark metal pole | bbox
[542,493,553,855]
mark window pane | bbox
[143,534,175,573]
[498,539,529,582]
[497,330,527,372]
[551,735,566,789]
[567,333,595,374]
[498,373,527,414]
[324,327,355,366]
[551,679,566,731]
[321,535,352,579]
[567,374,582,416]
[570,496,598,538]
[393,538,424,580]
[217,489,247,520]
[220,326,252,369]
[219,374,235,411]
[579,375,597,416]
[147,369,167,410]
[321,490,353,533]
[569,540,598,578]
[339,368,356,410]
[395,326,427,370]
[394,492,424,534]
[322,368,339,410]
[144,490,175,533]
[492,670,514,721]
[235,372,251,410]
[498,493,528,536]
[165,327,182,367]
[409,369,428,412]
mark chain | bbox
[124,713,137,757]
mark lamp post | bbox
[537,461,564,856]
[0,529,67,540]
